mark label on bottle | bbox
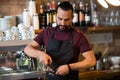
[85,15,90,21]
[49,13,52,24]
[79,12,84,21]
[46,13,49,26]
[53,15,56,22]
[73,13,78,23]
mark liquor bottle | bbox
[93,4,99,27]
[79,1,85,27]
[51,10,56,27]
[72,3,79,27]
[39,4,46,29]
[84,3,91,27]
[50,0,57,27]
[49,0,56,27]
[45,2,51,26]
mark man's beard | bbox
[57,25,72,31]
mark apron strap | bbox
[50,28,57,38]
[69,30,73,43]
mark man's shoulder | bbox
[73,27,87,38]
[73,27,83,33]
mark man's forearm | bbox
[24,45,42,58]
[69,59,96,71]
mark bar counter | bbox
[0,71,46,80]
[0,69,120,80]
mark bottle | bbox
[79,1,85,27]
[39,4,46,29]
[45,2,51,26]
[51,10,57,27]
[50,0,57,27]
[93,4,99,27]
[84,3,91,27]
[72,2,79,27]
[49,0,56,27]
[48,10,52,27]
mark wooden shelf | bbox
[35,26,120,34]
[87,26,120,32]
[35,29,42,34]
[0,40,31,47]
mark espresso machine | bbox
[16,51,32,71]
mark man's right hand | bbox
[37,51,52,66]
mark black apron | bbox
[46,29,79,80]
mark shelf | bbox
[35,29,42,34]
[35,26,120,34]
[87,26,120,32]
[0,40,31,47]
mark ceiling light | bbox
[97,0,108,8]
[106,0,120,6]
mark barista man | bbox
[24,1,96,80]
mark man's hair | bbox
[56,1,73,14]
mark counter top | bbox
[0,71,46,80]
[79,69,120,79]
[0,69,120,80]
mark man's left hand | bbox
[55,65,69,76]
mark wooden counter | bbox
[79,69,120,80]
[0,69,120,80]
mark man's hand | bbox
[37,51,52,66]
[55,65,69,76]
